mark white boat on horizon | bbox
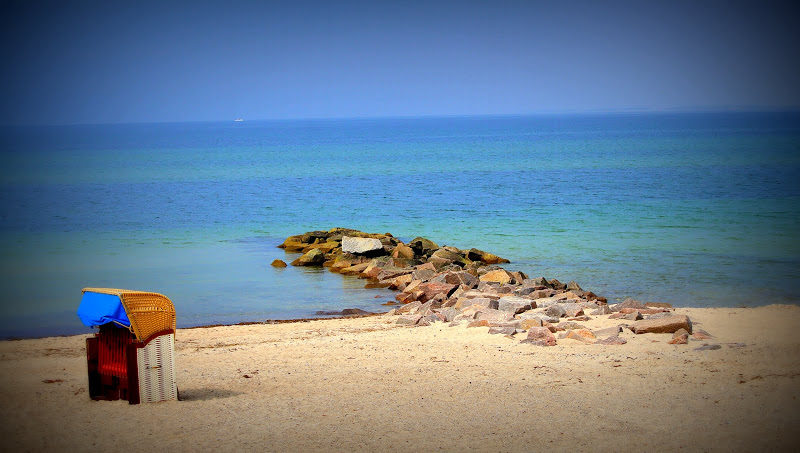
[234,118,244,122]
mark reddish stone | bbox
[565,329,597,343]
[467,319,490,328]
[692,329,713,340]
[668,334,689,345]
[417,282,458,302]
[632,315,692,334]
[524,327,557,346]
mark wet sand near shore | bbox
[1,305,798,452]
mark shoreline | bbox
[1,304,798,452]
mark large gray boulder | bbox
[341,236,384,255]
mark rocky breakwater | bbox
[279,228,709,348]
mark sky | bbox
[1,0,799,125]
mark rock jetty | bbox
[279,228,702,347]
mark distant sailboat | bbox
[234,118,244,122]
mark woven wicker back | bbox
[82,288,176,342]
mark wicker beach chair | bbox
[80,288,178,404]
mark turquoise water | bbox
[1,113,798,338]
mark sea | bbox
[1,112,798,339]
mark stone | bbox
[510,271,528,283]
[669,331,689,345]
[644,312,676,320]
[565,329,596,343]
[561,303,584,318]
[566,281,582,291]
[391,244,415,259]
[461,290,501,300]
[497,296,534,314]
[548,278,567,290]
[271,259,287,267]
[389,274,414,290]
[360,257,392,279]
[415,262,437,271]
[417,282,458,302]
[448,285,469,301]
[612,298,648,312]
[582,291,599,301]
[408,237,439,256]
[631,315,692,334]
[411,268,437,282]
[341,308,372,316]
[692,329,714,340]
[467,248,510,264]
[454,297,492,310]
[545,304,567,318]
[395,301,422,314]
[441,271,479,289]
[431,248,470,267]
[593,326,623,337]
[528,289,554,299]
[495,285,515,294]
[396,315,422,325]
[610,311,643,321]
[290,248,327,266]
[567,315,591,322]
[595,336,627,345]
[529,277,548,287]
[301,241,340,254]
[519,318,543,330]
[341,236,384,255]
[488,326,517,335]
[523,327,557,346]
[376,268,412,282]
[468,319,490,328]
[438,307,459,322]
[479,269,515,285]
[415,301,436,317]
[590,305,612,315]
[475,309,514,323]
[557,322,586,331]
[301,230,330,243]
[517,312,560,324]
[339,262,371,275]
[532,296,561,308]
[278,235,309,252]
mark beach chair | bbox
[77,288,178,404]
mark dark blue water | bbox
[1,112,798,338]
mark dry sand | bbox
[1,305,799,452]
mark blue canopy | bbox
[77,291,131,328]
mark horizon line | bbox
[3,106,800,128]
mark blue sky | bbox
[1,0,798,125]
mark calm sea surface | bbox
[1,113,798,338]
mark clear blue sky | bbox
[1,0,798,125]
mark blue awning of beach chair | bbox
[77,291,131,328]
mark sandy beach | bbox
[1,305,799,452]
